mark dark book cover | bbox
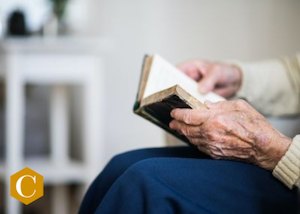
[134,95,192,143]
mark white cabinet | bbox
[0,37,112,214]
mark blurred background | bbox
[0,0,300,213]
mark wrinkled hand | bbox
[169,100,291,170]
[177,60,242,98]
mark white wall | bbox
[80,0,300,160]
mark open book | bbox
[133,54,225,143]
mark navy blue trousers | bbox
[79,147,298,214]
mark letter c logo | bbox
[16,175,36,198]
[11,167,44,205]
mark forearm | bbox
[233,55,300,116]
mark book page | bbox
[143,55,225,103]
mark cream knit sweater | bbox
[233,54,300,189]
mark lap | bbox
[96,156,298,214]
[80,147,298,214]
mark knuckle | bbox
[193,129,203,137]
[183,112,193,124]
[213,115,229,130]
[205,131,218,141]
[205,132,214,140]
[214,114,223,124]
[190,138,198,145]
[181,126,191,136]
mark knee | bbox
[105,151,137,173]
[108,151,132,166]
[124,158,162,179]
[108,149,145,167]
[107,148,164,169]
[105,148,157,174]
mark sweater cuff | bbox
[272,135,300,189]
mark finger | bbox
[204,100,225,109]
[204,100,214,109]
[170,108,208,125]
[169,122,184,135]
[198,70,220,94]
[204,100,241,111]
[178,65,201,81]
[177,60,208,81]
[214,85,237,98]
[169,120,184,135]
[169,120,203,137]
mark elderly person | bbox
[79,55,300,214]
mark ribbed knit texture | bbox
[273,135,300,189]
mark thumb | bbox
[204,100,214,108]
[198,71,219,94]
[204,100,223,109]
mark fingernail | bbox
[170,109,175,118]
[169,121,175,129]
[204,100,213,108]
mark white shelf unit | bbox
[0,37,112,214]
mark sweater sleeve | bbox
[232,54,300,116]
[273,135,300,189]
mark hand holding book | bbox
[169,99,292,171]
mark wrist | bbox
[258,134,292,170]
[272,135,292,166]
